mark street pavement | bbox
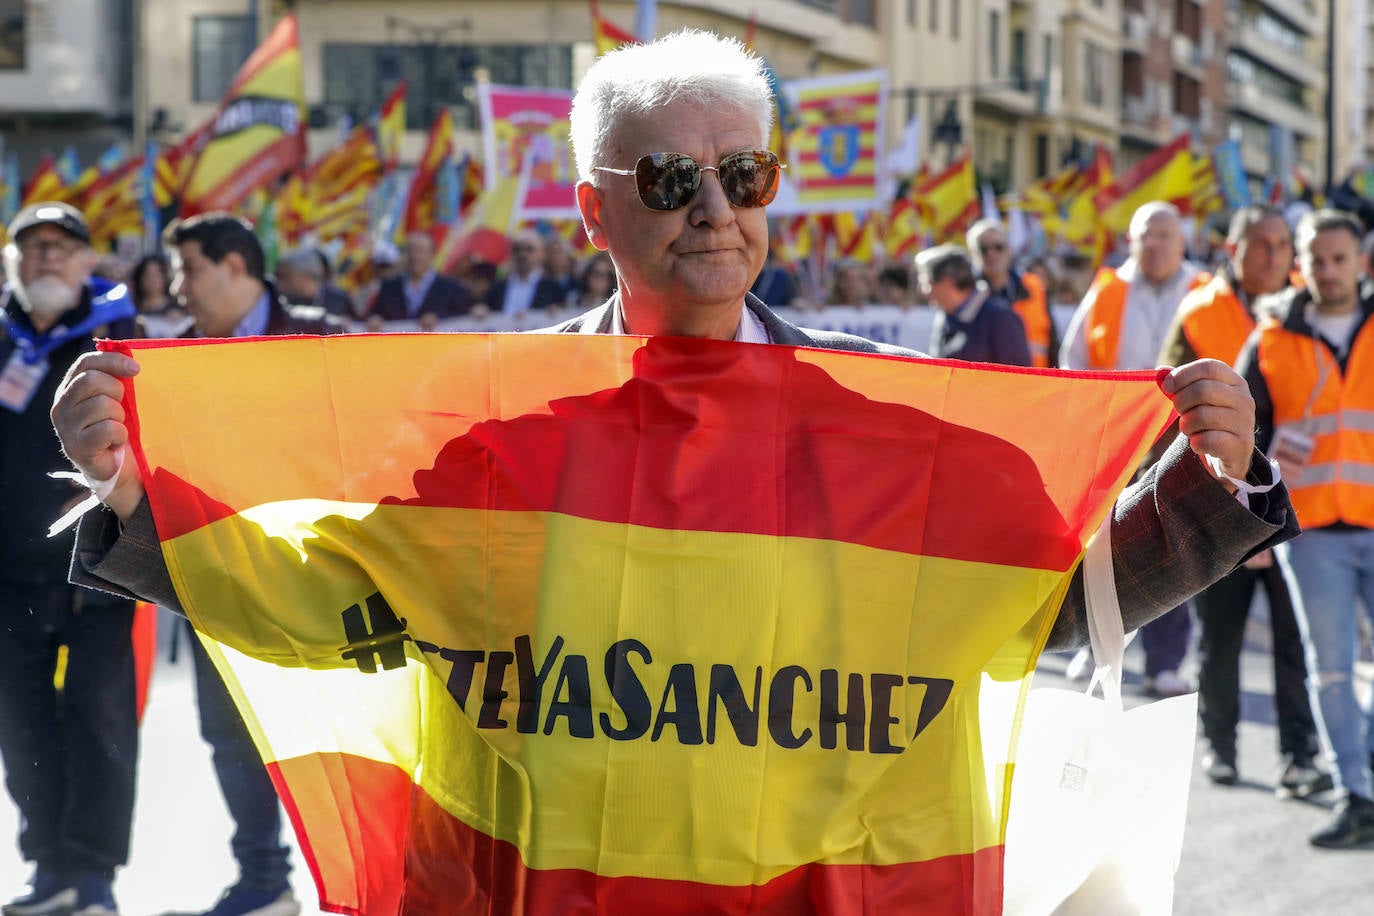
[3,606,1373,915]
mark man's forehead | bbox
[609,105,764,158]
[17,223,74,243]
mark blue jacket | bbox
[930,289,1032,367]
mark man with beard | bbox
[0,203,138,916]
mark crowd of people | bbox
[0,25,1369,916]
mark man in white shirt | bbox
[1060,202,1206,697]
[487,231,566,315]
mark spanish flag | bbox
[589,0,638,55]
[914,153,979,243]
[1093,134,1193,240]
[377,82,407,172]
[181,15,306,216]
[109,334,1175,914]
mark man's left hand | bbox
[1160,358,1256,488]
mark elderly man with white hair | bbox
[1060,200,1210,697]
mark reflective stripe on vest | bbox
[1258,316,1374,528]
[1011,272,1052,368]
[1178,274,1256,366]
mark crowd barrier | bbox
[349,304,1079,353]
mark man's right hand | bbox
[51,350,145,522]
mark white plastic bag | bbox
[1003,516,1198,916]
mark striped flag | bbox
[784,69,886,213]
[377,82,407,171]
[108,333,1175,915]
[914,154,979,243]
[589,0,637,55]
[400,108,454,241]
[1093,134,1194,239]
[181,15,306,216]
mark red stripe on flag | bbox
[797,94,880,111]
[272,752,1005,916]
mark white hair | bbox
[1128,201,1182,240]
[965,218,1006,249]
[570,29,774,182]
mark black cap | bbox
[8,202,90,245]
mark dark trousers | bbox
[0,583,138,876]
[1195,562,1319,761]
[187,622,291,891]
[1141,602,1192,677]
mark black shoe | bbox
[1202,750,1237,786]
[1310,793,1374,849]
[1276,755,1335,800]
[3,868,77,916]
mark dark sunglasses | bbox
[593,149,784,211]
[979,242,1007,253]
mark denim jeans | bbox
[188,622,291,891]
[1278,528,1374,798]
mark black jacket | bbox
[371,273,471,321]
[1,284,135,584]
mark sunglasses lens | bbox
[636,153,701,211]
[719,150,781,208]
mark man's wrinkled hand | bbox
[50,350,145,521]
[1160,359,1257,489]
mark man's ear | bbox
[576,181,611,252]
[223,250,248,280]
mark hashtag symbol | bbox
[339,592,411,673]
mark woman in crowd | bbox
[567,251,616,310]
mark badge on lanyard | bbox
[1268,425,1317,485]
[0,349,49,413]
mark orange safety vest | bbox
[1085,267,1208,369]
[1177,273,1256,366]
[1257,312,1374,528]
[1010,272,1053,368]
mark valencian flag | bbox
[181,15,306,216]
[783,69,885,213]
[400,109,454,241]
[108,334,1175,914]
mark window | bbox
[989,11,1001,78]
[848,0,876,26]
[193,16,252,103]
[930,0,938,33]
[908,0,918,26]
[0,0,23,71]
[1084,42,1105,107]
[322,43,574,130]
[951,0,960,38]
[1035,134,1050,177]
[1011,28,1027,87]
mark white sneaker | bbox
[1064,647,1093,681]
[1147,669,1191,697]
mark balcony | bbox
[1255,0,1320,36]
[1230,18,1322,86]
[1123,93,1153,125]
[1122,12,1149,50]
[974,78,1041,118]
[1171,33,1206,78]
[1227,80,1321,138]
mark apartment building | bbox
[0,0,134,167]
[1118,0,1228,168]
[1223,0,1325,184]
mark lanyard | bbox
[3,282,134,365]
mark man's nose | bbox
[689,168,735,226]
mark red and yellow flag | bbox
[377,82,407,172]
[589,0,638,55]
[1093,134,1193,239]
[181,15,306,216]
[22,154,68,207]
[111,334,1175,915]
[400,109,454,241]
[914,154,979,243]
